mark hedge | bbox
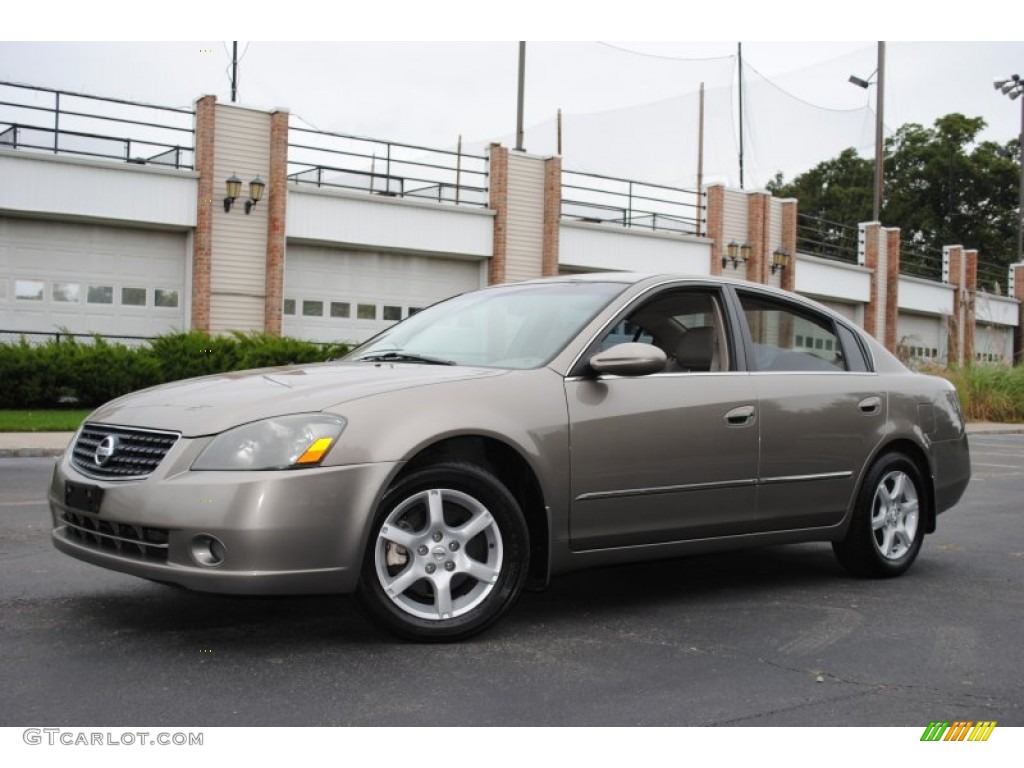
[0,331,350,409]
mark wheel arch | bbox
[398,435,551,588]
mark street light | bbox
[994,75,1024,264]
[849,42,886,223]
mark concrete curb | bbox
[0,448,68,459]
[964,423,1024,435]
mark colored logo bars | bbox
[920,721,997,742]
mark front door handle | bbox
[725,405,756,427]
[858,396,882,415]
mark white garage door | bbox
[975,324,1013,364]
[0,218,187,340]
[283,245,485,344]
[897,312,946,365]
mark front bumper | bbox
[49,438,398,595]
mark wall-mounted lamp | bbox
[722,241,751,270]
[770,248,791,275]
[223,174,266,214]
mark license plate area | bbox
[65,481,104,514]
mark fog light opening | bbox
[190,534,226,567]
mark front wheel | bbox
[833,453,926,578]
[356,462,529,641]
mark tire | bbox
[833,452,926,578]
[356,462,530,642]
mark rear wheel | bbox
[356,462,529,641]
[833,453,925,578]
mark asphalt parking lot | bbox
[1,437,1022,727]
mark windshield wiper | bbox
[355,351,457,366]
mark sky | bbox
[3,3,1023,188]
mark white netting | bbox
[470,44,879,191]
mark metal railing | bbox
[288,125,488,207]
[796,213,859,264]
[561,170,705,236]
[0,81,194,169]
[976,259,1009,295]
[900,242,944,281]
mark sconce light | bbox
[223,174,266,214]
[223,174,242,212]
[722,241,750,270]
[770,248,791,275]
[245,176,265,214]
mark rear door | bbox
[734,288,886,531]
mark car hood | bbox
[85,362,506,437]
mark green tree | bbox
[771,113,1020,271]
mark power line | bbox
[596,42,734,62]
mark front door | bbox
[566,287,760,550]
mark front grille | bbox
[60,510,170,563]
[71,423,179,480]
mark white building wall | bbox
[210,104,271,333]
[504,153,545,283]
[898,275,954,316]
[765,198,784,289]
[559,222,711,274]
[720,189,748,279]
[794,254,871,303]
[287,187,493,259]
[0,150,197,228]
[974,293,1020,328]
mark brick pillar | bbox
[541,155,561,277]
[861,222,881,338]
[488,143,509,286]
[964,249,978,365]
[884,228,901,353]
[264,108,288,336]
[946,245,965,365]
[191,95,216,332]
[1014,265,1024,364]
[706,184,725,276]
[746,192,769,284]
[780,199,797,292]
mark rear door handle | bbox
[725,405,756,426]
[858,396,882,414]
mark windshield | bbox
[346,281,625,369]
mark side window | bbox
[836,323,871,372]
[738,291,845,372]
[598,289,730,373]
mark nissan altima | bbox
[49,274,971,641]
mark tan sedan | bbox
[49,274,970,641]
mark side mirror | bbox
[588,343,666,377]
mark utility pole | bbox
[849,42,886,221]
[873,42,885,222]
[231,41,238,103]
[697,82,705,235]
[516,42,526,152]
[993,74,1024,264]
[738,43,744,189]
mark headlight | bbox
[192,414,346,471]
